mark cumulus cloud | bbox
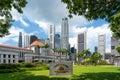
[11,8,22,21]
[0,26,27,45]
[69,24,112,53]
[20,17,29,27]
[35,20,52,34]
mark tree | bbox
[91,52,102,66]
[116,46,120,54]
[0,0,27,37]
[82,49,91,59]
[44,43,49,56]
[77,51,84,64]
[64,48,70,60]
[61,0,120,38]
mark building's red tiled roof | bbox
[0,44,28,50]
[30,40,44,47]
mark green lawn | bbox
[0,65,120,80]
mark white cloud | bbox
[11,8,22,21]
[35,20,52,33]
[20,17,29,27]
[69,24,112,53]
[0,26,27,46]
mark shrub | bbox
[24,63,36,68]
[98,60,109,65]
[0,64,20,69]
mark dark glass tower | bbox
[18,32,22,47]
[30,35,38,44]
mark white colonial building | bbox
[0,44,33,64]
[0,40,68,64]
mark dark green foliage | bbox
[72,72,120,80]
[0,0,27,37]
[0,64,21,73]
[98,60,109,65]
[0,62,49,73]
[0,63,20,69]
[23,63,36,68]
[116,46,120,53]
[62,0,120,38]
[91,52,102,66]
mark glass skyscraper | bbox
[18,32,22,47]
[61,17,69,49]
[77,32,87,53]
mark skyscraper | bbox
[24,35,30,48]
[94,46,98,52]
[48,25,55,49]
[61,17,69,49]
[18,32,22,47]
[55,34,60,50]
[30,35,38,44]
[77,32,87,53]
[98,34,106,60]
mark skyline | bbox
[0,0,112,52]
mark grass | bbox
[0,65,120,80]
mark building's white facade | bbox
[77,32,87,53]
[61,17,69,49]
[24,35,30,48]
[0,44,33,64]
[48,25,55,49]
[98,34,106,60]
[111,36,120,66]
[111,36,120,56]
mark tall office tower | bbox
[30,35,38,44]
[98,34,106,60]
[94,46,98,52]
[111,36,120,56]
[48,25,55,49]
[24,35,30,48]
[61,17,69,49]
[77,32,87,53]
[18,32,22,47]
[55,34,60,50]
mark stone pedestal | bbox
[50,61,73,76]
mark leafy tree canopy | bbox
[116,46,120,53]
[61,0,120,38]
[0,0,27,37]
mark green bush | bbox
[98,60,109,65]
[0,62,49,73]
[0,68,23,73]
[24,63,36,68]
[0,64,20,69]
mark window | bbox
[8,60,11,63]
[8,55,11,58]
[111,46,115,49]
[13,55,15,58]
[13,60,15,63]
[3,59,6,63]
[3,54,6,58]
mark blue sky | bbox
[0,0,112,52]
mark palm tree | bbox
[77,51,84,64]
[64,48,70,60]
[44,43,49,56]
[83,49,91,59]
[58,49,64,62]
[91,52,102,66]
[52,48,56,62]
